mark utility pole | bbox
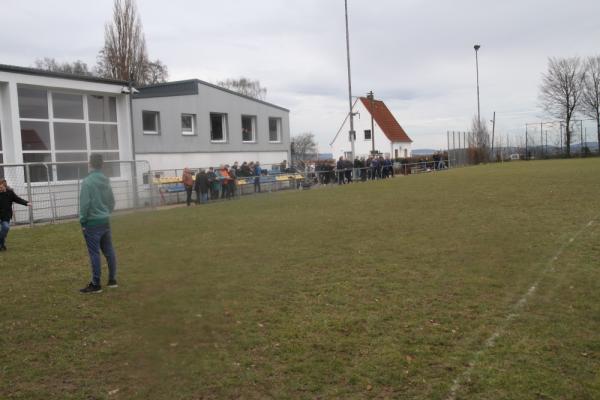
[367,90,375,154]
[344,0,355,161]
[525,125,528,160]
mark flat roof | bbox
[0,64,128,86]
[136,79,290,112]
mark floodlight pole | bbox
[344,0,356,161]
[474,44,481,126]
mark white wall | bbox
[137,151,289,171]
[330,101,411,159]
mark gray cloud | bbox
[2,0,600,149]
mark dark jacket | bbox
[194,171,210,193]
[0,189,29,222]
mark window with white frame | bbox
[364,129,372,140]
[181,114,196,136]
[210,113,227,142]
[142,111,160,135]
[241,115,256,143]
[268,117,282,142]
[17,85,120,182]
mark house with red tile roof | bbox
[330,96,412,159]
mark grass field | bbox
[1,158,600,399]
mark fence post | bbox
[77,167,81,215]
[25,164,34,227]
[46,164,56,223]
[132,161,139,209]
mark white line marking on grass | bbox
[446,217,598,400]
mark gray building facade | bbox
[132,79,290,171]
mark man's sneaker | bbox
[0,245,7,251]
[80,282,102,294]
[107,279,118,288]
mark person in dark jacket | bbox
[336,156,345,184]
[79,154,117,293]
[253,162,262,193]
[0,179,31,251]
[344,159,353,183]
[207,167,219,200]
[194,169,209,204]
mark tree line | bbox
[539,56,600,156]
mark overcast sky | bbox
[2,0,599,150]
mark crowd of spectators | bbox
[312,155,396,185]
[177,160,292,206]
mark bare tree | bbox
[217,78,267,100]
[469,116,490,163]
[291,132,318,167]
[146,59,169,85]
[539,57,585,156]
[34,57,94,76]
[582,56,600,153]
[96,0,167,86]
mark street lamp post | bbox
[474,44,481,126]
[344,0,356,161]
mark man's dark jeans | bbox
[83,224,117,286]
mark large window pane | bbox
[56,152,88,181]
[98,152,120,178]
[22,153,52,182]
[21,121,51,150]
[242,115,255,142]
[269,118,281,142]
[18,87,48,119]
[210,113,226,141]
[54,123,86,150]
[88,96,117,122]
[142,111,159,133]
[53,93,83,119]
[90,124,119,150]
[181,114,195,135]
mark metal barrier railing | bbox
[0,160,151,226]
[304,159,450,186]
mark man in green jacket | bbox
[79,154,118,294]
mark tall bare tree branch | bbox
[539,57,585,156]
[217,77,267,100]
[96,0,167,86]
[582,56,600,152]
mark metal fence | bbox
[1,158,453,226]
[147,164,304,206]
[0,160,151,226]
[304,160,450,186]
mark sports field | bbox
[1,158,600,399]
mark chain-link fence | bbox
[0,160,151,226]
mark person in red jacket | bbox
[0,179,31,251]
[182,167,194,206]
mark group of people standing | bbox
[333,155,396,184]
[181,161,265,206]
